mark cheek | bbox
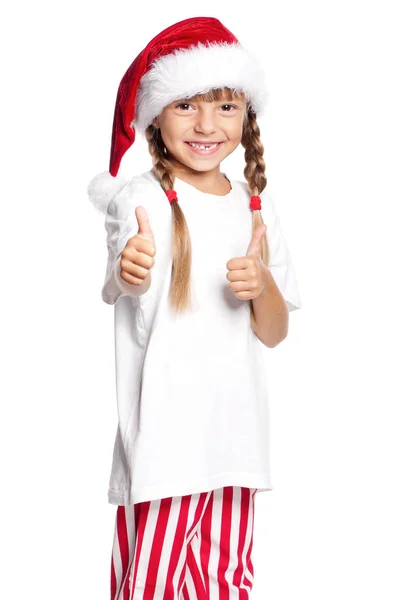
[225,119,244,141]
[163,123,185,147]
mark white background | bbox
[1,1,397,598]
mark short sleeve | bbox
[260,190,302,312]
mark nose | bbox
[193,107,218,135]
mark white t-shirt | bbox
[102,168,302,506]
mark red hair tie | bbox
[165,189,178,204]
[250,195,261,211]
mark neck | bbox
[170,163,230,193]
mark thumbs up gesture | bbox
[226,224,268,300]
[120,206,156,287]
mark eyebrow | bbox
[176,97,244,104]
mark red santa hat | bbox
[87,16,269,213]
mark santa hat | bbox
[87,16,269,213]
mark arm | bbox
[251,191,302,346]
[251,265,289,348]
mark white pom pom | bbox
[87,171,128,214]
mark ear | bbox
[152,117,159,129]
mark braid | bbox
[145,124,192,313]
[241,109,270,334]
[241,109,269,268]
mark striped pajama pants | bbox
[110,486,258,600]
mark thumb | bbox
[135,206,154,241]
[246,224,267,256]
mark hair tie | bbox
[165,189,178,205]
[250,195,261,211]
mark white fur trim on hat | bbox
[132,41,269,134]
[87,171,128,214]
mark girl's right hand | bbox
[120,206,156,287]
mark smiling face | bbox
[152,88,248,177]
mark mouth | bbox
[184,141,224,156]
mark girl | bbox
[88,16,302,600]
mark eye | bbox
[175,103,238,112]
[175,103,192,111]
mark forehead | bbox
[171,87,247,105]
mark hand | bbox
[120,206,156,286]
[226,223,268,300]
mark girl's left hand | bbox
[226,224,268,300]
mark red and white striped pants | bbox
[110,486,258,600]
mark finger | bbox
[119,269,147,286]
[234,290,253,300]
[126,235,156,257]
[226,257,250,271]
[246,224,267,256]
[229,279,258,293]
[135,206,154,239]
[120,256,151,281]
[123,248,154,270]
[226,268,253,282]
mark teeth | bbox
[188,142,219,150]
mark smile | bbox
[185,142,223,155]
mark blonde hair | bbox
[144,87,269,333]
